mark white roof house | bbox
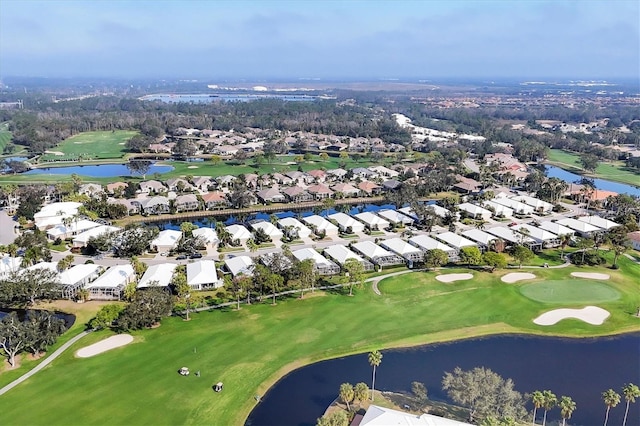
[277,217,312,238]
[556,218,602,237]
[434,232,477,250]
[408,234,456,253]
[577,215,621,230]
[226,224,253,243]
[192,227,219,245]
[461,229,498,247]
[72,225,120,248]
[360,405,472,426]
[492,197,534,215]
[377,209,414,225]
[150,229,182,252]
[292,248,340,275]
[328,212,366,233]
[27,261,59,274]
[380,238,423,262]
[250,221,284,239]
[511,195,554,213]
[138,263,177,288]
[302,215,339,236]
[458,203,492,221]
[512,224,560,244]
[486,226,537,246]
[538,221,575,237]
[368,165,400,178]
[351,241,404,266]
[0,255,22,279]
[323,244,374,270]
[59,264,103,299]
[224,256,254,277]
[86,264,134,300]
[482,200,514,218]
[47,219,102,240]
[427,204,456,219]
[354,212,390,230]
[34,202,82,229]
[187,260,221,290]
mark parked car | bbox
[189,253,203,259]
[176,254,187,260]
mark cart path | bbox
[0,330,90,396]
[367,270,417,296]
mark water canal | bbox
[545,165,640,196]
[24,163,174,177]
[246,333,640,426]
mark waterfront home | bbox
[301,215,339,237]
[224,256,254,277]
[249,221,283,239]
[226,224,253,244]
[577,215,621,231]
[331,182,359,198]
[46,219,102,240]
[381,179,403,191]
[358,181,382,197]
[377,209,414,226]
[78,183,104,198]
[379,238,423,264]
[329,212,366,233]
[360,404,472,426]
[86,264,134,300]
[137,263,178,288]
[307,184,334,200]
[108,198,140,215]
[354,211,389,231]
[59,264,103,299]
[192,227,219,246]
[408,234,458,261]
[282,186,314,203]
[191,176,213,192]
[292,248,340,275]
[323,244,374,271]
[187,260,221,290]
[106,182,128,195]
[139,180,166,194]
[201,191,228,210]
[351,241,404,267]
[175,194,199,212]
[150,229,182,253]
[256,188,286,204]
[72,225,121,248]
[277,217,312,239]
[139,196,170,215]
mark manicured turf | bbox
[38,130,138,161]
[520,279,621,304]
[547,149,640,187]
[0,122,12,153]
[1,258,638,425]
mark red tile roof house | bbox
[307,169,327,183]
[282,186,314,203]
[358,181,382,197]
[256,188,286,204]
[201,191,229,210]
[331,182,359,198]
[307,184,334,200]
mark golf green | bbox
[520,280,621,304]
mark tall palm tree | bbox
[559,234,571,260]
[531,390,545,425]
[368,350,382,401]
[559,396,576,426]
[541,390,557,426]
[622,383,639,426]
[602,388,621,426]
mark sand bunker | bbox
[533,306,610,326]
[77,334,134,358]
[187,166,199,169]
[501,272,536,283]
[45,150,64,156]
[570,272,610,280]
[436,273,473,283]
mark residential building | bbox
[139,196,170,215]
[72,225,120,248]
[380,238,423,264]
[59,264,103,299]
[555,218,602,238]
[323,244,374,271]
[512,224,560,248]
[307,184,334,200]
[202,191,228,210]
[329,212,366,233]
[150,229,182,253]
[358,181,381,196]
[256,188,286,204]
[408,235,457,261]
[138,263,178,288]
[47,219,102,241]
[192,228,219,246]
[354,211,389,231]
[224,256,254,277]
[282,186,314,203]
[331,182,359,198]
[139,180,166,194]
[302,215,339,237]
[187,260,221,290]
[277,217,312,239]
[377,209,414,226]
[461,229,498,251]
[249,221,284,239]
[226,224,253,244]
[175,194,199,212]
[538,221,575,238]
[0,255,22,279]
[577,215,621,231]
[86,264,134,300]
[458,203,492,221]
[360,405,472,426]
[292,248,340,275]
[351,241,404,267]
[435,232,478,253]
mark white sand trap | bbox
[45,150,64,156]
[533,306,610,326]
[76,334,134,358]
[436,273,473,283]
[570,272,610,280]
[501,272,536,283]
[187,165,199,169]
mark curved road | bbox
[0,330,90,396]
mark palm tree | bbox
[368,350,382,401]
[339,383,354,411]
[602,388,621,426]
[541,390,557,426]
[559,234,571,260]
[559,396,576,426]
[247,239,258,253]
[531,390,544,425]
[622,383,639,426]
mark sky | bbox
[1,0,638,80]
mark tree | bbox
[0,312,28,367]
[126,159,153,179]
[116,287,174,331]
[23,310,66,356]
[89,304,126,330]
[130,256,148,279]
[423,249,449,270]
[580,153,599,173]
[113,226,158,257]
[180,222,197,238]
[339,382,354,411]
[622,383,640,426]
[343,258,364,296]
[541,390,557,426]
[295,258,317,296]
[354,382,369,405]
[511,245,534,269]
[56,254,75,272]
[531,391,544,426]
[411,381,428,403]
[171,266,191,321]
[228,274,252,310]
[558,234,571,259]
[460,246,482,266]
[558,395,576,426]
[602,389,621,426]
[316,410,348,426]
[368,350,382,401]
[483,251,507,270]
[210,155,222,165]
[607,228,631,268]
[0,268,60,307]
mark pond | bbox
[24,163,174,178]
[245,333,640,426]
[0,308,76,330]
[545,165,640,196]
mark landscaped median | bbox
[0,259,639,425]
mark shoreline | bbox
[544,159,640,190]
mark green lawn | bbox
[0,122,12,154]
[38,130,138,162]
[1,258,639,425]
[547,149,640,187]
[520,279,621,303]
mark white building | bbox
[224,256,254,277]
[226,224,253,244]
[192,227,219,246]
[486,226,540,250]
[138,263,177,288]
[323,244,374,270]
[377,209,414,225]
[72,225,120,248]
[292,248,340,275]
[47,219,102,240]
[512,224,560,247]
[511,195,554,213]
[59,264,103,299]
[360,405,472,426]
[461,229,497,250]
[250,221,284,239]
[351,241,404,267]
[277,217,312,239]
[380,238,423,263]
[328,212,366,233]
[434,232,478,252]
[34,202,82,230]
[556,218,602,237]
[458,203,492,221]
[354,212,390,231]
[86,264,134,300]
[577,215,621,231]
[302,215,339,236]
[187,260,221,290]
[538,221,575,237]
[0,255,22,279]
[150,229,182,253]
[492,197,534,215]
[482,200,514,219]
[408,235,458,260]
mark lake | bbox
[246,333,640,426]
[545,165,640,196]
[140,93,321,103]
[25,163,174,177]
[0,308,76,330]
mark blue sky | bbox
[1,0,638,80]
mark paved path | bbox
[624,253,640,265]
[0,330,91,396]
[366,269,418,296]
